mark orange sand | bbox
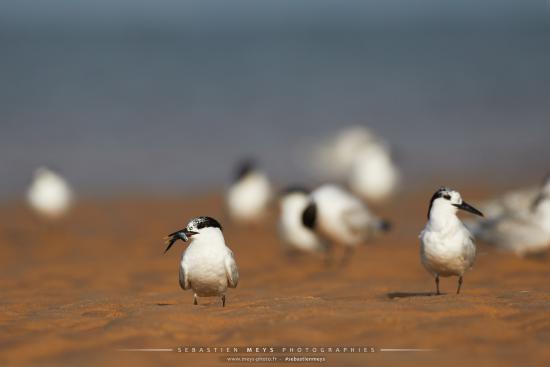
[1,188,549,366]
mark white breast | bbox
[27,168,73,218]
[181,230,231,297]
[226,172,272,223]
[420,219,476,277]
[349,144,399,203]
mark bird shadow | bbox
[386,292,442,299]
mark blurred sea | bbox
[1,26,550,198]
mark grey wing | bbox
[342,204,376,237]
[462,229,477,263]
[500,188,538,212]
[480,187,538,219]
[343,205,368,230]
[179,263,190,290]
[224,250,239,288]
[480,215,546,251]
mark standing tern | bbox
[226,159,273,224]
[164,216,239,307]
[420,187,483,295]
[302,184,390,264]
[348,142,400,204]
[27,166,73,218]
[478,174,550,219]
[314,126,378,179]
[278,186,327,256]
[471,177,550,257]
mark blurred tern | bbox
[278,186,327,256]
[478,173,550,219]
[164,216,239,307]
[226,159,273,224]
[349,142,400,203]
[302,184,390,263]
[313,126,381,179]
[27,167,73,218]
[420,188,483,295]
[471,177,550,257]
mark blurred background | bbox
[1,0,549,198]
[2,4,550,366]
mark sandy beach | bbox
[1,187,549,367]
[2,2,550,366]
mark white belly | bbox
[182,246,228,297]
[227,179,271,221]
[420,230,476,277]
[349,155,399,203]
[280,220,325,252]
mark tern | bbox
[164,216,239,307]
[349,142,400,204]
[420,187,483,295]
[477,174,550,219]
[278,186,327,256]
[471,177,550,257]
[313,125,384,179]
[302,184,390,263]
[27,167,73,218]
[226,159,273,224]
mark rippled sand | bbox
[1,189,549,366]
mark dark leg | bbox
[340,247,354,267]
[193,293,198,305]
[324,245,333,267]
[221,294,226,307]
[457,276,463,294]
[435,275,440,295]
[284,249,302,263]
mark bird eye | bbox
[443,194,451,200]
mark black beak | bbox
[163,229,199,253]
[453,201,484,217]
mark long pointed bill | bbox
[453,201,484,217]
[163,230,198,253]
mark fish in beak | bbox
[163,228,199,253]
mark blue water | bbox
[1,28,550,198]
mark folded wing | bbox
[179,263,190,290]
[224,250,239,288]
